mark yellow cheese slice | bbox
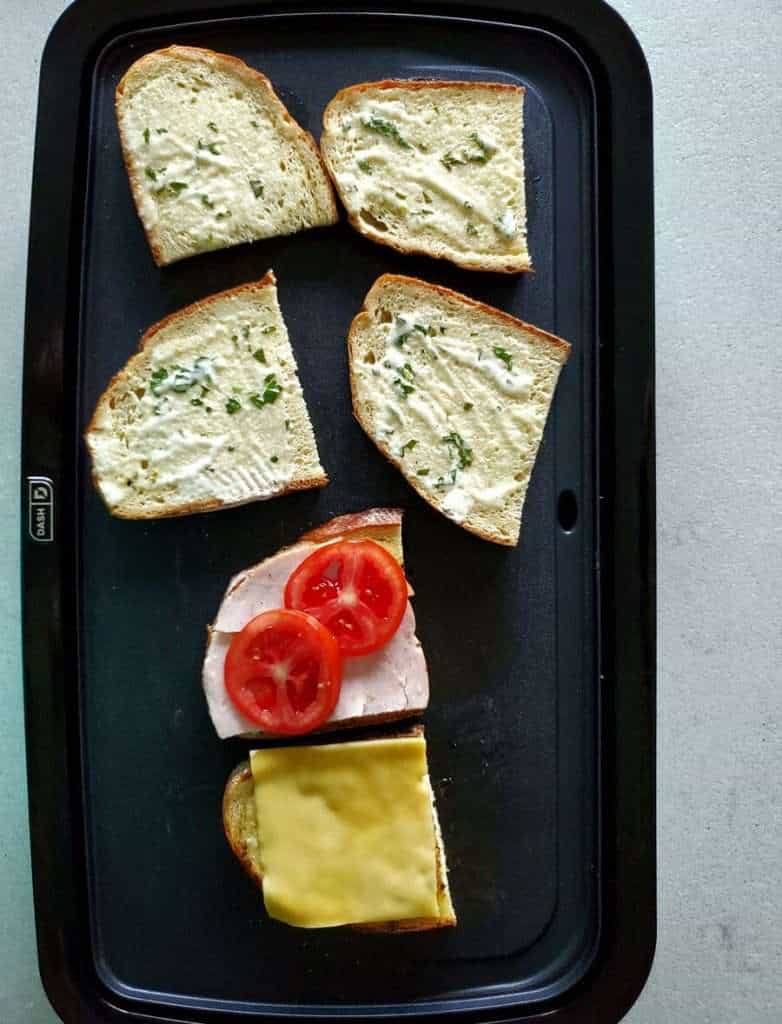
[250,736,440,927]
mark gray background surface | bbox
[1,1,779,1021]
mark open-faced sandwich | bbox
[116,45,338,265]
[223,726,455,930]
[203,508,429,738]
[320,79,531,272]
[85,272,327,519]
[348,274,571,545]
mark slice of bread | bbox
[85,272,327,519]
[116,45,338,266]
[203,508,428,739]
[222,726,456,932]
[321,80,530,273]
[348,274,571,546]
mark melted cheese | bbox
[250,736,439,927]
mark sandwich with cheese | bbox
[203,508,429,738]
[85,272,327,519]
[223,727,455,930]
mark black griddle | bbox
[21,2,655,1022]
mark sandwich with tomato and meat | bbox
[206,508,456,931]
[202,507,428,738]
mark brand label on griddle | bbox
[28,476,54,542]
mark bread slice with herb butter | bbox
[222,727,456,931]
[321,79,531,273]
[348,274,571,546]
[85,272,327,519]
[116,45,338,266]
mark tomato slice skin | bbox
[284,540,408,657]
[224,609,342,735]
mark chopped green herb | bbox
[250,120,260,128]
[442,133,495,172]
[400,439,418,456]
[464,200,473,210]
[418,208,434,217]
[227,446,235,453]
[249,178,264,198]
[261,373,282,404]
[143,127,150,145]
[435,470,458,490]
[207,121,218,132]
[417,468,430,476]
[493,345,513,371]
[261,325,276,335]
[215,210,231,220]
[442,431,473,470]
[363,116,411,149]
[190,398,203,406]
[466,222,478,236]
[201,195,215,209]
[463,402,474,412]
[440,151,464,171]
[198,138,220,155]
[205,406,213,413]
[400,362,416,382]
[145,166,157,181]
[156,127,168,134]
[150,367,168,394]
[241,325,250,340]
[253,348,267,364]
[156,181,188,197]
[422,190,432,203]
[393,378,415,400]
[225,397,241,414]
[284,419,290,430]
[467,131,494,162]
[270,455,279,464]
[357,158,373,173]
[250,374,283,408]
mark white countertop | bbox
[1,1,779,1021]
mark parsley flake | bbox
[493,345,513,371]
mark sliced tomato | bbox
[224,609,341,735]
[284,540,408,657]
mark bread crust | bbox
[116,45,339,266]
[321,79,531,274]
[347,274,571,546]
[222,725,456,932]
[300,505,403,543]
[84,272,329,519]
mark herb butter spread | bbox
[86,275,326,518]
[321,81,531,272]
[250,736,440,927]
[349,274,571,545]
[116,46,337,265]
